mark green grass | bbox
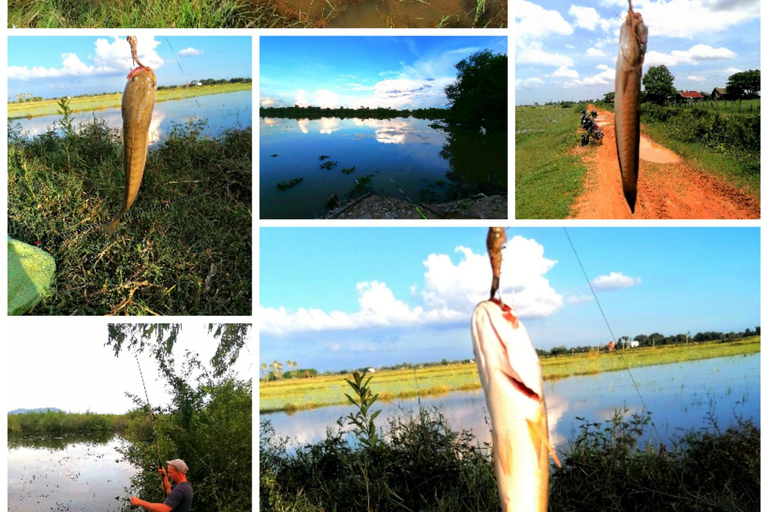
[9,83,251,120]
[8,116,252,315]
[515,104,590,218]
[261,398,759,512]
[8,410,129,437]
[260,337,760,413]
[8,0,253,28]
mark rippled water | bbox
[262,354,760,452]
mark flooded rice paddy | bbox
[8,433,137,512]
[262,354,759,453]
[10,91,252,146]
[260,116,506,218]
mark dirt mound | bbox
[570,107,758,219]
[323,194,507,219]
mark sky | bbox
[515,0,761,105]
[8,36,252,100]
[260,36,507,110]
[5,323,253,414]
[260,227,760,373]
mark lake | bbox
[10,91,252,145]
[260,354,759,453]
[8,432,137,512]
[260,116,507,219]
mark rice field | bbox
[260,337,760,412]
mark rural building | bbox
[630,340,640,348]
[367,367,376,373]
[678,91,703,103]
[711,87,732,100]
[607,340,616,351]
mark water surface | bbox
[11,91,252,145]
[8,433,137,512]
[261,354,759,453]
[260,116,506,218]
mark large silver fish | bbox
[614,0,648,214]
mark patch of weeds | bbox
[276,177,304,191]
[341,166,356,175]
[347,174,374,198]
[319,160,337,170]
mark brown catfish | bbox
[614,0,647,214]
[105,64,156,233]
[487,227,507,300]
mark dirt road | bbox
[569,107,759,219]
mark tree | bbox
[603,91,615,103]
[642,65,677,105]
[726,69,760,98]
[444,49,507,131]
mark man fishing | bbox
[130,459,193,512]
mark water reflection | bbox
[261,354,759,453]
[11,91,252,146]
[260,116,506,218]
[8,433,137,512]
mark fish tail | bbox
[624,187,637,214]
[104,219,121,234]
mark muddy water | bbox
[273,0,503,27]
[262,354,759,453]
[260,116,506,219]
[639,135,681,163]
[8,433,137,512]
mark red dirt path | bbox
[569,107,759,219]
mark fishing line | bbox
[562,228,664,447]
[135,352,166,490]
[165,38,201,109]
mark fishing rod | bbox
[134,353,166,493]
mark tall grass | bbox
[260,337,760,413]
[261,376,760,512]
[8,116,252,315]
[515,104,589,218]
[8,410,128,437]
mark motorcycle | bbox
[580,110,603,146]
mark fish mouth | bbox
[506,373,541,402]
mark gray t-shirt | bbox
[164,482,193,512]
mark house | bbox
[678,91,703,103]
[607,340,616,351]
[367,367,376,373]
[630,340,640,348]
[711,87,732,100]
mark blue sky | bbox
[515,0,760,105]
[260,228,760,372]
[260,36,507,110]
[8,36,251,100]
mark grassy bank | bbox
[8,116,252,315]
[8,82,252,120]
[260,337,760,413]
[8,0,251,28]
[8,410,128,437]
[638,103,760,198]
[515,104,589,218]
[261,399,759,512]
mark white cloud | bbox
[644,44,737,67]
[516,77,545,89]
[569,5,600,31]
[260,96,282,107]
[177,47,202,57]
[567,295,594,304]
[261,237,564,336]
[637,0,759,39]
[587,48,607,57]
[597,64,610,70]
[294,89,308,108]
[516,0,573,41]
[316,89,340,109]
[9,36,163,81]
[687,75,706,83]
[517,48,574,67]
[553,66,579,79]
[591,272,641,290]
[565,68,615,87]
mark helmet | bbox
[591,110,598,117]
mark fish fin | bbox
[492,429,513,476]
[527,418,561,468]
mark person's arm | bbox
[129,497,172,512]
[158,467,172,495]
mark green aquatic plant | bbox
[276,177,304,191]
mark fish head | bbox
[619,10,648,69]
[471,300,544,405]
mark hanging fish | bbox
[105,36,156,233]
[487,227,506,300]
[472,228,560,512]
[614,0,647,214]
